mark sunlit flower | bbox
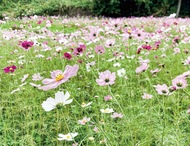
[78,117,90,125]
[20,40,34,50]
[88,137,95,141]
[4,65,16,73]
[117,68,126,77]
[150,68,161,75]
[111,112,123,118]
[104,95,112,101]
[188,107,190,114]
[100,108,114,113]
[21,74,29,83]
[81,102,93,107]
[96,70,116,86]
[172,76,188,89]
[57,132,78,141]
[32,73,43,81]
[183,56,190,65]
[42,91,72,112]
[142,93,153,99]
[94,45,105,54]
[135,63,148,73]
[38,65,79,91]
[154,84,169,95]
[63,52,72,60]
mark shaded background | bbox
[0,0,190,18]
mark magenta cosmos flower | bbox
[38,65,79,91]
[96,70,116,86]
[4,65,16,73]
[20,41,34,50]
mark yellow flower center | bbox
[66,135,71,139]
[9,67,13,71]
[55,74,64,81]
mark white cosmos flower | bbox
[100,108,114,114]
[117,68,126,77]
[81,102,93,107]
[42,91,72,112]
[57,132,78,141]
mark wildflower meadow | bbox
[0,15,190,146]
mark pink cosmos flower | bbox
[32,73,43,81]
[73,45,86,56]
[78,117,90,125]
[183,56,190,65]
[142,93,153,99]
[104,95,112,101]
[154,84,169,95]
[4,65,16,73]
[135,63,149,73]
[38,65,79,91]
[96,70,116,86]
[111,112,123,118]
[94,46,105,54]
[172,76,188,89]
[20,41,34,50]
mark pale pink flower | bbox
[172,76,188,89]
[154,84,169,95]
[21,74,29,82]
[30,83,41,88]
[150,68,161,75]
[173,48,180,54]
[96,70,116,86]
[38,65,79,91]
[94,45,105,54]
[135,63,149,73]
[104,95,112,101]
[111,112,123,118]
[183,56,190,65]
[142,93,153,99]
[78,117,90,125]
[105,39,115,47]
[32,73,43,81]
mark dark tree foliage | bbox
[0,0,190,18]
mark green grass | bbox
[0,16,190,146]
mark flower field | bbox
[0,16,190,146]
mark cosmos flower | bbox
[117,68,126,77]
[42,91,72,112]
[21,74,29,82]
[57,132,78,141]
[4,65,16,73]
[172,76,188,89]
[78,117,91,125]
[154,84,169,95]
[183,56,190,65]
[104,95,112,101]
[32,73,43,81]
[81,102,93,107]
[20,41,34,50]
[96,70,116,86]
[94,45,105,54]
[142,93,153,99]
[38,65,79,91]
[111,112,123,118]
[63,52,72,60]
[100,108,114,114]
[135,63,149,73]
